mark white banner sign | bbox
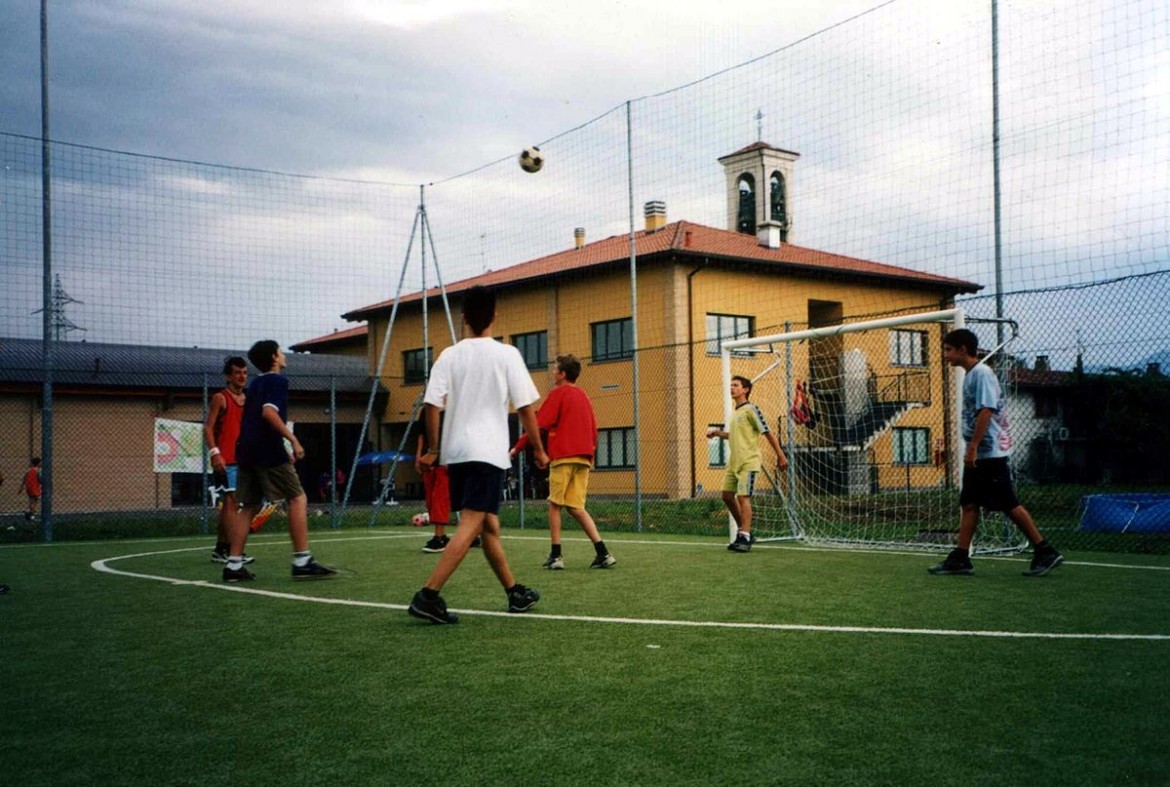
[154,418,205,474]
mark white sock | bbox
[227,557,243,570]
[293,552,312,568]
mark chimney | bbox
[574,227,585,250]
[1034,355,1049,372]
[1147,362,1161,376]
[644,200,666,233]
[756,220,783,250]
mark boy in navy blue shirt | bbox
[223,340,336,582]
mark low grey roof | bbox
[0,338,377,394]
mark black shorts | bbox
[959,456,1020,512]
[448,462,505,515]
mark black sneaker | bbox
[728,533,752,553]
[408,589,459,624]
[291,559,337,581]
[421,535,449,553]
[543,554,565,570]
[507,584,540,613]
[589,553,617,569]
[1023,548,1064,577]
[223,565,255,583]
[928,549,975,575]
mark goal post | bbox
[718,308,1027,554]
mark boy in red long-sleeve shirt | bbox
[511,354,616,570]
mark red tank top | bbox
[214,388,245,464]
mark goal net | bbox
[720,308,1027,554]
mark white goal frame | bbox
[719,308,968,548]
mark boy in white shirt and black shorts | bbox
[408,286,550,624]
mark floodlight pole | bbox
[39,0,54,540]
[626,100,643,532]
[991,0,1005,347]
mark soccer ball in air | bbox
[411,512,430,527]
[518,145,544,173]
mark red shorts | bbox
[423,465,451,524]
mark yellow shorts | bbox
[548,460,591,509]
[721,465,760,496]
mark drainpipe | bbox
[686,256,708,497]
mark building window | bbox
[403,347,433,385]
[1033,392,1059,418]
[892,427,930,465]
[706,313,754,356]
[591,318,633,362]
[707,424,727,467]
[889,329,927,367]
[737,174,756,235]
[512,331,548,370]
[597,427,636,469]
[770,170,788,240]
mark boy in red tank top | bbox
[204,356,252,564]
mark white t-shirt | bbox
[423,337,540,469]
[961,362,1013,459]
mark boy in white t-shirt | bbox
[929,328,1062,577]
[408,286,550,624]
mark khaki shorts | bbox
[237,462,304,507]
[548,460,591,509]
[721,465,759,496]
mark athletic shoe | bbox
[421,535,449,553]
[212,549,254,565]
[928,549,975,575]
[291,559,337,581]
[222,565,255,583]
[543,554,565,570]
[589,553,617,569]
[408,589,459,624]
[728,533,752,553]
[1023,548,1064,577]
[507,584,540,613]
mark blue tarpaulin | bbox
[355,450,414,466]
[1078,494,1170,533]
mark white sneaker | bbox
[543,554,565,570]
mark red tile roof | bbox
[342,220,981,321]
[717,141,801,160]
[289,323,368,352]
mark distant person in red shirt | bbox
[512,354,615,570]
[204,356,252,565]
[19,458,42,521]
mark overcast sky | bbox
[2,0,1167,369]
[2,0,886,179]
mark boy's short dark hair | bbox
[943,329,979,357]
[556,354,582,382]
[247,340,280,372]
[462,286,496,336]
[31,457,41,466]
[222,355,247,375]
[732,375,753,396]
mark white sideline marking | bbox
[90,544,1170,642]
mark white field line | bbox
[11,530,1170,571]
[90,542,1170,642]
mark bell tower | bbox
[718,141,800,246]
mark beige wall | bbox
[0,391,369,514]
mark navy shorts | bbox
[959,456,1020,512]
[448,462,505,515]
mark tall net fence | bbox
[2,0,1167,552]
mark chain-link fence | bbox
[2,0,1167,552]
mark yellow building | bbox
[307,143,980,500]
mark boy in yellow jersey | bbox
[706,376,788,552]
